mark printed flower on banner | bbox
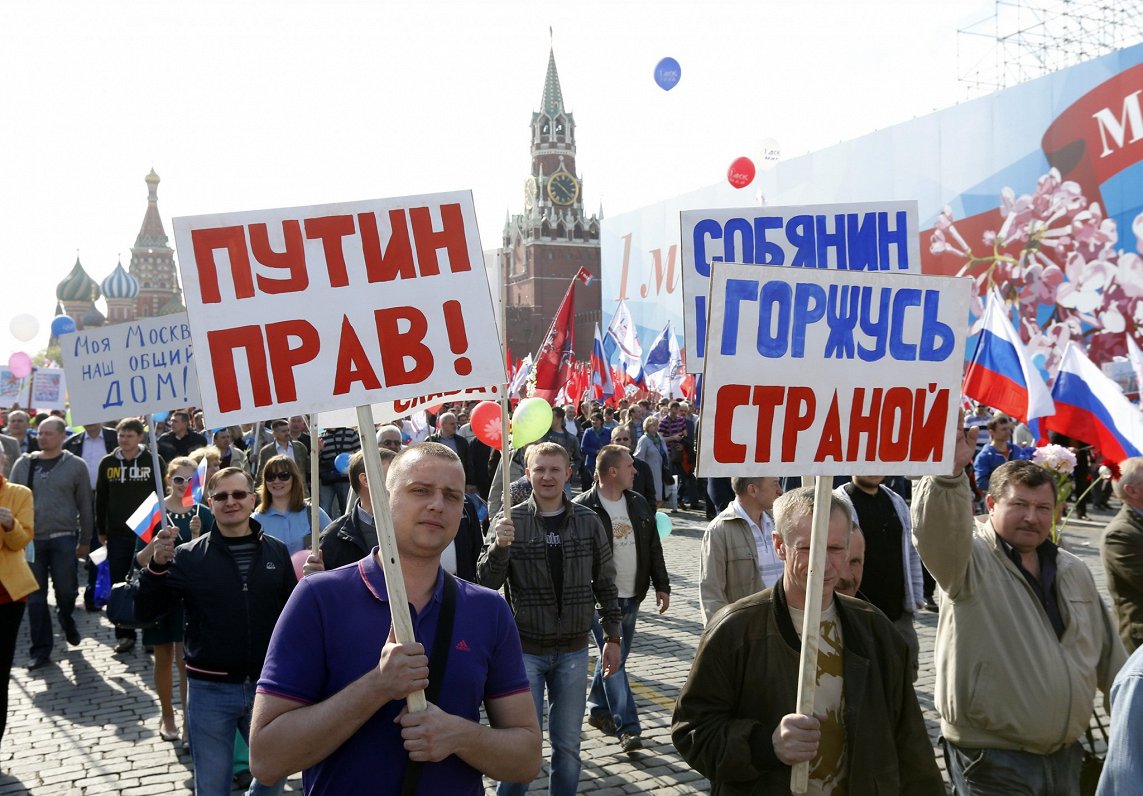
[936,167,1143,374]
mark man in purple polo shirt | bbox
[249,443,540,795]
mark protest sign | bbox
[696,263,969,478]
[173,191,504,427]
[0,368,27,406]
[30,368,67,410]
[680,201,920,371]
[58,314,201,425]
[317,384,502,429]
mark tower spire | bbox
[540,46,565,117]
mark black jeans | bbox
[0,601,26,746]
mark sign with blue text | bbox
[696,263,969,477]
[59,313,201,425]
[680,201,920,371]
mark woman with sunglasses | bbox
[134,456,214,747]
[252,456,330,555]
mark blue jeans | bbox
[945,740,1082,796]
[319,481,349,519]
[588,597,640,736]
[498,647,589,796]
[186,679,284,796]
[28,535,79,659]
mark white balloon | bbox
[760,137,781,171]
[9,313,39,342]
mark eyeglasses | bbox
[380,439,401,448]
[266,472,292,482]
[171,475,190,486]
[210,490,251,503]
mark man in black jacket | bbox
[316,447,485,582]
[426,412,473,491]
[138,467,295,796]
[574,444,670,753]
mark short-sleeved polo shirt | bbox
[257,550,529,795]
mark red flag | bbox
[533,281,576,403]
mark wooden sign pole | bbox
[355,404,426,712]
[790,475,835,793]
[309,414,321,555]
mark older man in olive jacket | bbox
[1102,457,1143,653]
[673,487,942,795]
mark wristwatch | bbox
[605,636,621,645]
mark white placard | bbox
[680,200,920,372]
[318,384,503,429]
[173,191,505,427]
[696,263,969,477]
[58,314,201,425]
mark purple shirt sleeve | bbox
[257,577,324,705]
[483,594,530,701]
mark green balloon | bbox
[511,398,553,448]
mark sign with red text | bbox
[173,192,504,427]
[59,314,201,425]
[681,201,921,373]
[317,384,502,429]
[696,264,970,477]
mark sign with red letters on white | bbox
[174,191,504,427]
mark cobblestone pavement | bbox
[0,502,1120,794]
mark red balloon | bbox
[470,401,503,449]
[727,156,756,189]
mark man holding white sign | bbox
[249,443,540,794]
[672,487,943,793]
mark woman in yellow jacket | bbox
[0,451,37,750]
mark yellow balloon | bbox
[511,398,553,448]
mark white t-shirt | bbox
[600,493,637,598]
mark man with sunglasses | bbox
[137,466,296,796]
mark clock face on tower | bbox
[524,176,537,212]
[547,171,579,206]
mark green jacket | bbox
[1102,504,1143,654]
[672,580,943,795]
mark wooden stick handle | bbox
[356,405,426,713]
[309,415,322,555]
[790,475,835,793]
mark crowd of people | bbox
[0,397,1141,794]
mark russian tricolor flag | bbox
[127,493,164,544]
[590,324,614,400]
[1044,342,1143,464]
[188,457,208,506]
[962,294,1055,424]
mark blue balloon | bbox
[655,511,673,539]
[51,314,77,337]
[153,411,170,423]
[334,452,351,474]
[654,57,681,91]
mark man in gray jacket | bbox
[11,417,93,669]
[699,476,783,624]
[913,426,1124,794]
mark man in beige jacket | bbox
[912,425,1125,795]
[698,476,783,624]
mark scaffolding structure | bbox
[958,0,1143,96]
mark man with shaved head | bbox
[251,443,540,794]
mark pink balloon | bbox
[7,352,32,379]
[727,156,756,189]
[291,550,310,580]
